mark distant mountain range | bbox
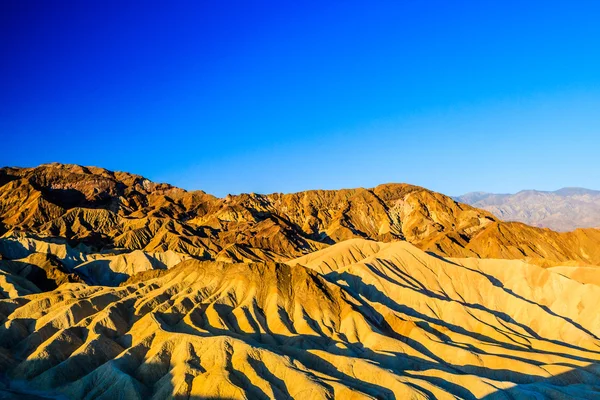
[456,187,600,231]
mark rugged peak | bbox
[1,164,599,267]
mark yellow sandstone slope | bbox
[1,239,599,399]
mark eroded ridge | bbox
[1,239,599,399]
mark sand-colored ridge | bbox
[74,249,190,286]
[286,238,384,274]
[548,265,600,287]
[0,239,599,398]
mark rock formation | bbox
[1,163,600,398]
[1,239,599,398]
[2,164,600,269]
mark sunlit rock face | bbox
[2,163,600,267]
[0,239,599,399]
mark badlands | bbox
[0,163,599,399]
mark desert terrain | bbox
[1,164,599,399]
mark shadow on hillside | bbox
[0,239,30,260]
[149,296,600,398]
[3,257,600,398]
[332,259,600,359]
[73,259,130,286]
[5,324,599,400]
[40,187,113,210]
[0,260,80,292]
[426,251,600,342]
[479,363,600,399]
[3,320,600,399]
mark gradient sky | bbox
[2,1,600,197]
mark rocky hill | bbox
[456,188,600,231]
[2,164,600,398]
[2,163,600,275]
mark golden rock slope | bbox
[1,239,600,399]
[2,163,600,267]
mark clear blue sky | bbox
[2,1,599,197]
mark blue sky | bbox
[2,1,599,197]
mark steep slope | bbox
[0,252,81,292]
[1,240,599,398]
[0,234,191,291]
[452,221,600,266]
[74,250,190,286]
[457,188,600,231]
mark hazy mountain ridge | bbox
[456,188,600,231]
